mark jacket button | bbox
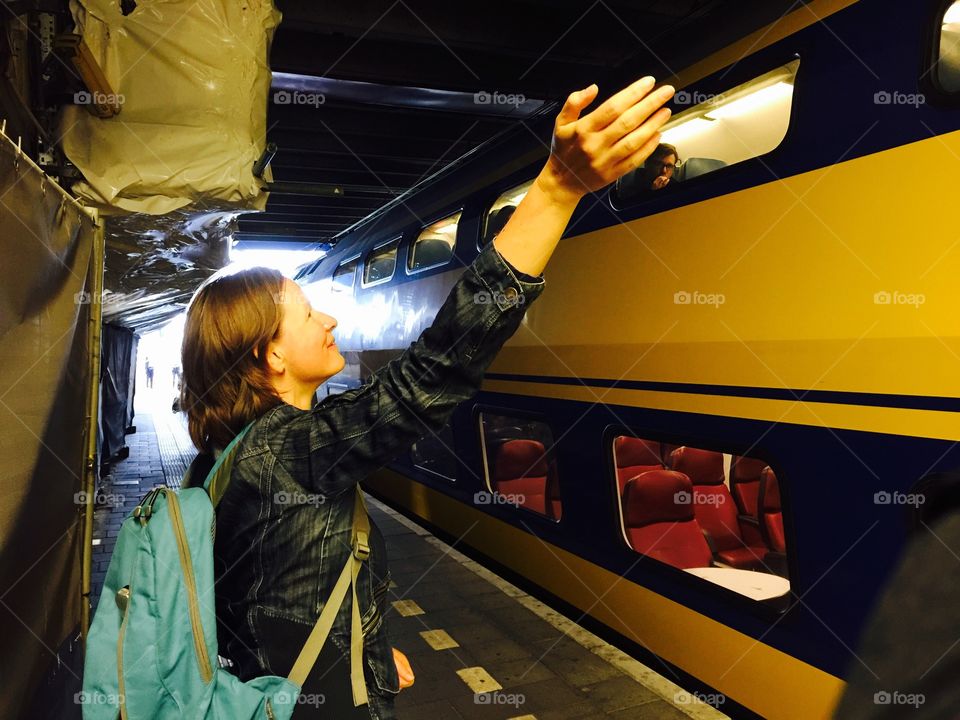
[498,286,520,309]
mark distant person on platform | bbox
[145,358,154,389]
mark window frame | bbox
[608,53,802,213]
[473,404,563,524]
[409,422,459,483]
[478,178,536,251]
[601,424,794,612]
[923,0,960,103]
[360,235,402,289]
[331,254,360,293]
[406,209,462,275]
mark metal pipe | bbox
[80,210,104,646]
[252,142,277,178]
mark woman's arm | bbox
[493,76,674,276]
[272,77,674,495]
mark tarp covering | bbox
[0,127,100,719]
[100,323,137,461]
[58,0,281,332]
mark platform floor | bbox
[89,402,728,720]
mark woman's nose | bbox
[320,313,337,330]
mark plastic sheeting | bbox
[59,0,280,214]
[0,126,100,719]
[100,323,137,461]
[58,0,281,333]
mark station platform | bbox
[89,401,728,720]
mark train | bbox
[293,1,960,717]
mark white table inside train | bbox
[684,567,790,601]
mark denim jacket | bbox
[208,239,545,717]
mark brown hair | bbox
[180,267,286,453]
[650,142,679,164]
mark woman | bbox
[179,76,674,718]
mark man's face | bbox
[651,153,677,180]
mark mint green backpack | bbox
[81,424,372,719]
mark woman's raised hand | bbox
[539,77,675,204]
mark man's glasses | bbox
[653,161,677,171]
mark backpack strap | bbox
[288,488,371,706]
[202,423,254,508]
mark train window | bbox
[480,179,534,248]
[614,59,799,204]
[611,435,790,602]
[362,237,400,286]
[408,211,460,273]
[410,423,458,481]
[936,1,960,92]
[477,411,562,521]
[332,257,358,293]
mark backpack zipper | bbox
[116,586,131,720]
[163,489,214,683]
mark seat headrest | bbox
[623,470,694,527]
[494,439,548,481]
[670,447,725,486]
[731,456,768,483]
[615,436,662,469]
[413,238,452,268]
[676,157,727,181]
[761,467,781,511]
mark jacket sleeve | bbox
[275,239,546,496]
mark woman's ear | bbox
[263,339,285,376]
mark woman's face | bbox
[270,278,344,388]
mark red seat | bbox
[670,447,766,569]
[493,439,558,519]
[622,470,712,569]
[730,456,767,547]
[613,437,663,495]
[759,467,786,552]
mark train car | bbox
[295,1,960,717]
